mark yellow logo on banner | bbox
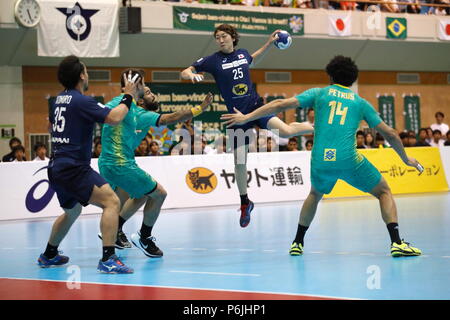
[324,149,336,161]
[325,147,449,198]
[388,19,406,38]
[186,167,217,194]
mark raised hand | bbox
[190,73,204,83]
[200,92,214,111]
[123,70,141,97]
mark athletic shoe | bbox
[130,232,163,258]
[391,240,422,257]
[239,200,254,228]
[37,252,69,268]
[289,242,304,256]
[98,230,132,249]
[97,255,133,274]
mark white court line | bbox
[359,253,375,256]
[1,248,14,250]
[170,248,185,250]
[262,250,276,252]
[192,248,207,251]
[170,270,261,277]
[238,249,254,252]
[336,252,349,255]
[442,256,450,258]
[310,251,323,254]
[25,247,40,250]
[216,249,230,251]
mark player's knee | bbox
[107,194,121,213]
[371,179,391,199]
[309,188,324,200]
[152,185,167,202]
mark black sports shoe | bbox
[98,230,132,250]
[131,232,163,258]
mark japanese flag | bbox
[328,14,352,37]
[438,19,450,41]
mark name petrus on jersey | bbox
[222,58,248,70]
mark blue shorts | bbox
[99,163,157,199]
[48,159,107,209]
[311,157,382,195]
[229,97,274,148]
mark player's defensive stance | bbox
[99,70,213,258]
[222,56,422,257]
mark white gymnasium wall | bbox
[0,66,24,158]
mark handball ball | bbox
[274,31,292,50]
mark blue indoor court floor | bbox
[0,192,449,300]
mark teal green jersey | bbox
[134,107,161,149]
[296,84,383,169]
[99,95,139,166]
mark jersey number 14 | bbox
[328,101,348,125]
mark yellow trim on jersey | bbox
[334,84,350,89]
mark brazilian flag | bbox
[386,17,407,39]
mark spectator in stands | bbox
[301,108,314,150]
[149,141,161,156]
[399,131,410,147]
[266,136,276,152]
[400,0,421,13]
[365,132,376,148]
[435,0,448,15]
[145,133,153,150]
[444,131,450,146]
[426,127,433,144]
[430,129,445,147]
[375,133,387,148]
[92,141,102,158]
[381,0,400,12]
[287,137,299,151]
[33,142,49,161]
[212,135,228,154]
[305,139,313,151]
[2,137,22,162]
[408,131,417,147]
[415,128,431,147]
[356,130,367,149]
[180,119,195,137]
[328,1,341,9]
[135,138,149,156]
[340,0,358,10]
[12,145,27,162]
[294,0,312,8]
[431,111,449,136]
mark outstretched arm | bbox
[181,66,204,83]
[251,30,281,66]
[375,121,423,172]
[221,97,299,127]
[159,92,213,126]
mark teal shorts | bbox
[311,157,382,195]
[99,163,157,199]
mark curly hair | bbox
[214,24,240,47]
[58,55,85,90]
[325,55,358,87]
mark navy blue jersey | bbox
[192,48,260,113]
[50,89,111,164]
